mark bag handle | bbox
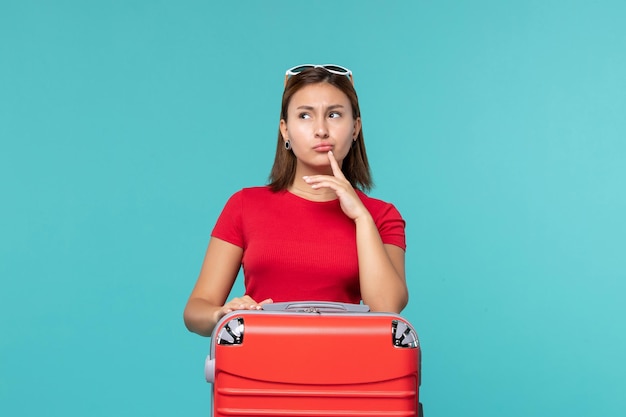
[262,301,370,313]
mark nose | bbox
[314,118,329,138]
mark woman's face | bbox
[280,82,361,173]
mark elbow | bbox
[398,292,409,313]
[182,306,196,334]
[182,307,193,332]
[183,302,214,337]
[390,294,409,314]
[394,281,409,312]
[366,290,408,314]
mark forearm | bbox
[355,214,408,313]
[183,298,222,337]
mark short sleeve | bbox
[211,190,244,248]
[376,204,407,251]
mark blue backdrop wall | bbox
[1,1,625,416]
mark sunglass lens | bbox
[289,65,314,74]
[323,65,349,74]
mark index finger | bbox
[327,151,346,179]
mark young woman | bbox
[184,65,408,336]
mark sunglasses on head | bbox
[284,64,354,86]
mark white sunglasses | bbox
[284,64,354,86]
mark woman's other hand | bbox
[215,296,274,322]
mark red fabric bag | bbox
[205,302,422,416]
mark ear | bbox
[353,116,362,139]
[279,119,288,141]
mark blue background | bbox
[1,1,625,416]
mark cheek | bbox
[335,138,355,159]
[286,122,308,139]
[338,125,356,144]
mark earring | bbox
[285,140,291,150]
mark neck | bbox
[288,178,336,202]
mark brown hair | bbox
[268,67,373,192]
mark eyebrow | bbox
[296,104,346,111]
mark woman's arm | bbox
[184,237,273,336]
[184,237,245,336]
[354,216,408,313]
[304,151,408,313]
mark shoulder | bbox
[227,186,276,200]
[235,186,284,201]
[216,186,281,226]
[240,186,274,195]
[356,190,406,249]
[356,190,403,218]
[223,186,286,209]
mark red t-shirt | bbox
[211,186,406,304]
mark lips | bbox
[313,144,333,152]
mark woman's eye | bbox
[298,113,311,119]
[329,112,342,118]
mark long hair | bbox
[268,67,373,192]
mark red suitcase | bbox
[205,301,422,416]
